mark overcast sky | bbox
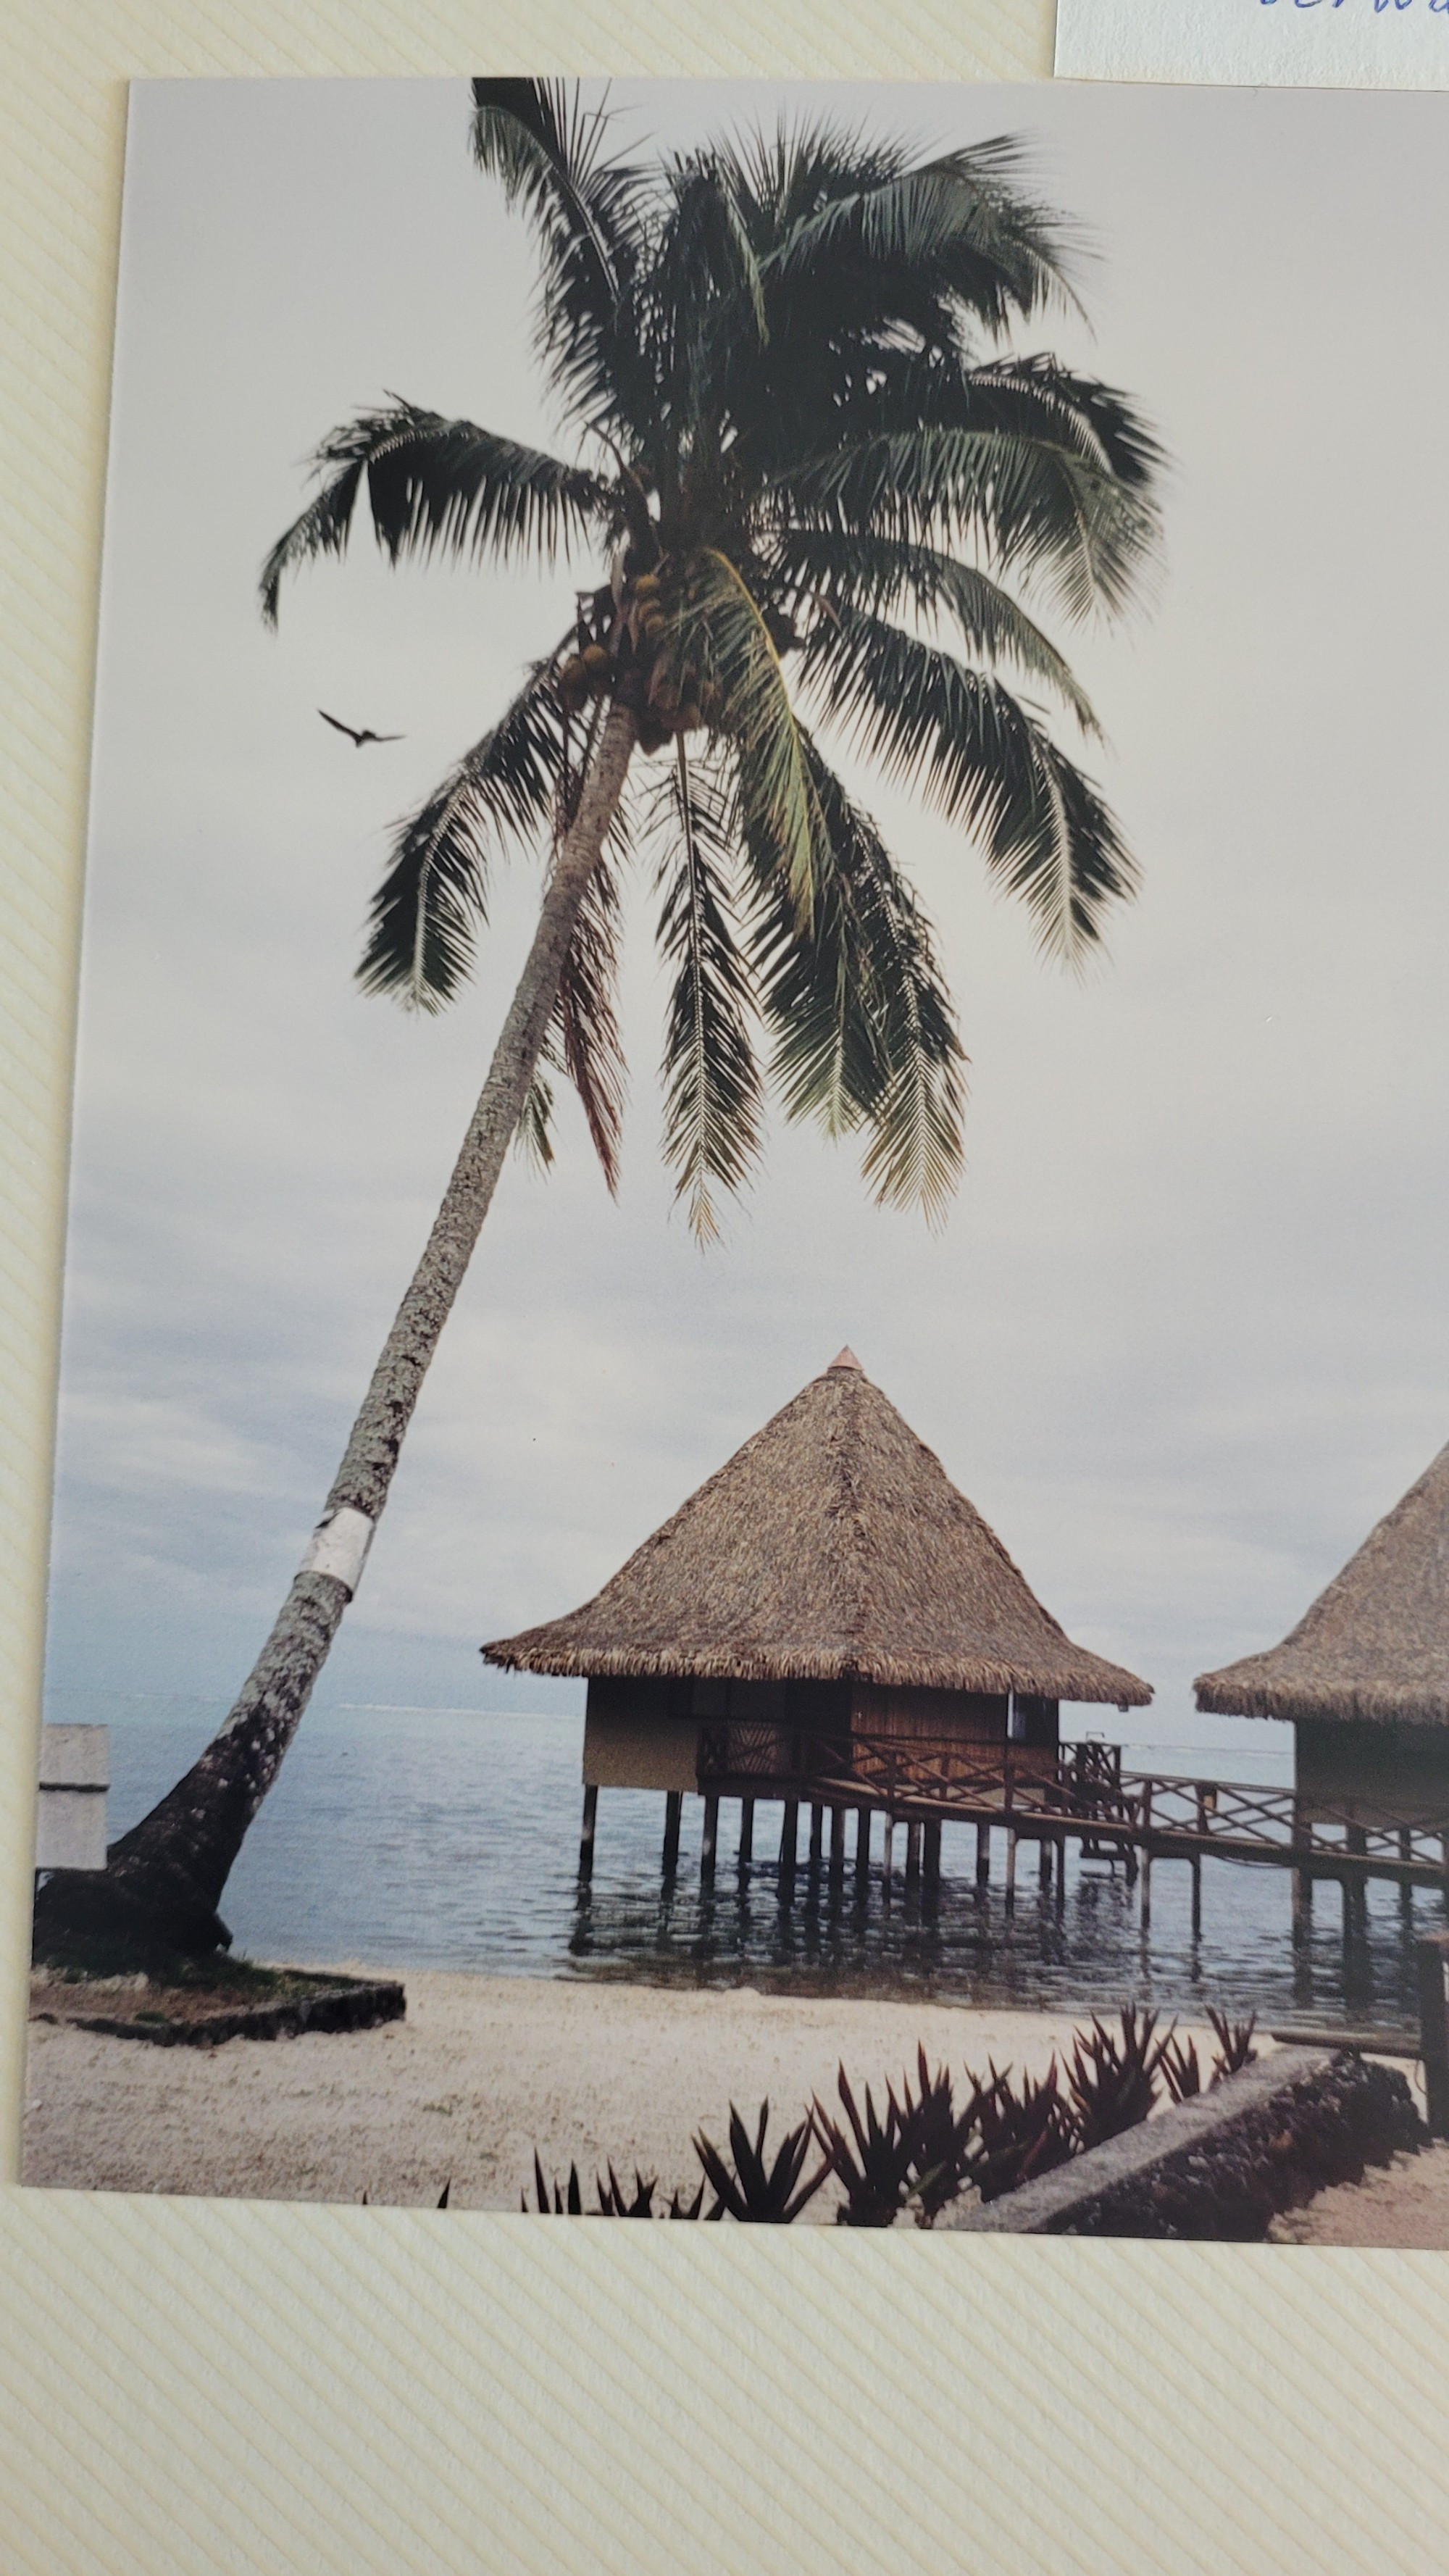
[45,75,1449,1764]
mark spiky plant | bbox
[969,2057,1079,2201]
[41,78,1161,1960]
[1064,2005,1169,2147]
[591,2164,661,2217]
[1160,2030,1203,2104]
[901,2046,1009,2227]
[693,2100,830,2222]
[1207,2009,1258,2084]
[812,2063,925,2227]
[663,2178,707,2221]
[522,2154,585,2214]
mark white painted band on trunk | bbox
[300,1506,375,1594]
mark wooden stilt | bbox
[738,1796,754,1872]
[1345,1827,1369,1938]
[856,1806,873,1886]
[778,1799,799,1901]
[578,1783,598,1884]
[1290,1798,1311,1944]
[613,1748,1449,1940]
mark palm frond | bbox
[261,404,609,623]
[727,120,906,241]
[514,1072,556,1172]
[782,422,1157,626]
[652,742,764,1241]
[673,550,830,930]
[966,353,1165,498]
[470,79,651,432]
[751,733,966,1220]
[761,136,1081,331]
[551,843,628,1193]
[801,607,1136,962]
[650,157,768,417]
[358,653,569,1010]
[774,528,1098,732]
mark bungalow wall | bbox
[582,1674,848,1792]
[581,1673,1059,1792]
[1295,1718,1449,1823]
[582,1676,698,1792]
[850,1682,1006,1743]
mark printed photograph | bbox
[23,74,1449,2239]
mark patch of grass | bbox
[32,1923,345,2003]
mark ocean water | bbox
[51,1695,1438,2034]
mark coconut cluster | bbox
[556,572,723,759]
[556,567,798,758]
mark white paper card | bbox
[1056,0,1449,91]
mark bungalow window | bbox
[1009,1694,1060,1749]
[688,1678,788,1722]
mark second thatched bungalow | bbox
[483,1349,1151,1887]
[1195,1437,1449,1827]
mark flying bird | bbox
[318,709,404,748]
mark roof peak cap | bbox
[827,1346,864,1373]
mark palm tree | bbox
[36,80,1161,1956]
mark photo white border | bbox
[4,11,1448,2570]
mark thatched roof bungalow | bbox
[485,1350,1150,1798]
[1195,1439,1449,1817]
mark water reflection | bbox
[85,1699,1441,2033]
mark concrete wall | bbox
[945,2048,1421,2240]
[34,1722,109,1871]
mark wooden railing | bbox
[694,1724,1449,1873]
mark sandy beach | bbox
[28,1969,1449,2237]
[1266,2143,1449,2246]
[25,1969,1230,2216]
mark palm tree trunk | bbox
[36,700,639,1955]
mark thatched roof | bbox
[1195,1439,1449,1727]
[483,1350,1151,1705]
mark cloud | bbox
[48,79,1449,1766]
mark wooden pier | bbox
[681,1724,1449,1927]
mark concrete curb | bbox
[38,1979,407,2048]
[946,2048,1372,2236]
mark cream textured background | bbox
[3,7,1448,2569]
